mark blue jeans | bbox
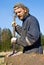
[23,46,43,54]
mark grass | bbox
[0,51,12,65]
[0,57,6,65]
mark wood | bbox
[4,52,44,65]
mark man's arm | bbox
[16,16,41,46]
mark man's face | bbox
[14,7,26,20]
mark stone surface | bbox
[4,52,44,65]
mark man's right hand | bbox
[11,37,17,44]
[12,21,17,27]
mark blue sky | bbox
[0,0,44,35]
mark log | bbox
[4,52,44,65]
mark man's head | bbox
[13,3,29,20]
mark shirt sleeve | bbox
[26,17,40,45]
[15,25,22,36]
[15,24,27,36]
[15,16,41,46]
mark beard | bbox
[18,14,25,20]
[18,16,23,20]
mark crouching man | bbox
[11,3,43,54]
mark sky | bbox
[0,0,44,35]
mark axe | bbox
[12,15,17,54]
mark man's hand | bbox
[12,21,17,27]
[11,37,17,44]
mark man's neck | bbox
[22,14,30,22]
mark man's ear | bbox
[25,10,27,13]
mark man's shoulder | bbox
[28,14,37,20]
[27,14,38,23]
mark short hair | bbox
[13,3,29,13]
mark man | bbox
[11,3,43,54]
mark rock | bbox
[4,52,44,65]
